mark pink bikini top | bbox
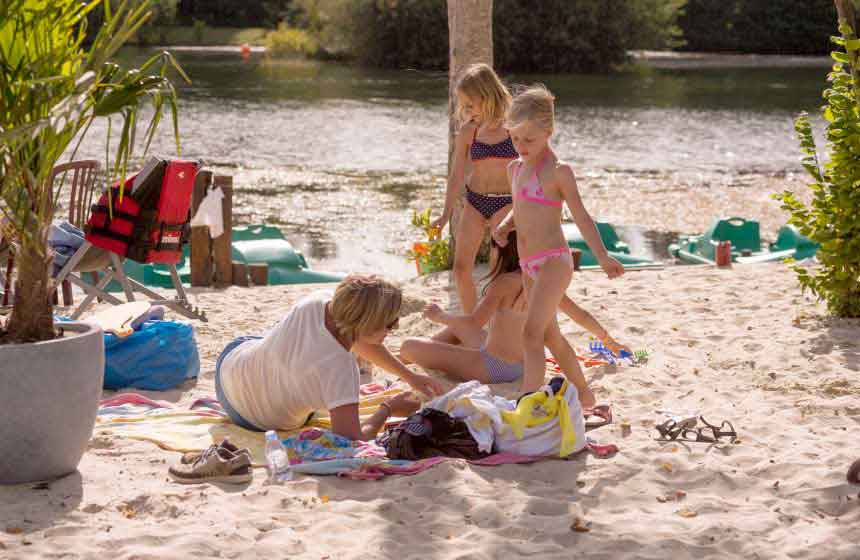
[512,153,563,208]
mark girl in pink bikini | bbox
[493,85,625,401]
[431,63,517,314]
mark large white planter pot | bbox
[0,322,104,484]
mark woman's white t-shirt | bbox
[219,291,360,430]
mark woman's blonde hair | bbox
[506,84,556,133]
[455,63,512,126]
[330,274,402,346]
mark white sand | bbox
[2,264,859,559]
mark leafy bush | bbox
[679,0,836,55]
[265,23,318,57]
[775,19,860,317]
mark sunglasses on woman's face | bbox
[386,318,400,331]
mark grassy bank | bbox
[130,26,268,46]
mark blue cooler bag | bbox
[104,320,200,390]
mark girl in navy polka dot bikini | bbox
[431,63,518,314]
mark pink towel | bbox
[99,393,170,409]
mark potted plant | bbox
[0,0,188,483]
[407,208,451,275]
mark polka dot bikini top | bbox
[470,126,519,161]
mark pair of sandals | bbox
[655,416,737,443]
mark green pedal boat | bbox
[668,217,818,265]
[116,224,343,290]
[563,221,663,270]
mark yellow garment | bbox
[500,379,577,457]
[94,387,404,466]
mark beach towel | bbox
[94,384,403,465]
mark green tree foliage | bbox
[303,0,682,72]
[775,19,860,317]
[495,0,684,73]
[313,0,448,69]
[679,0,836,55]
[175,0,290,27]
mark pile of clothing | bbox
[380,377,587,460]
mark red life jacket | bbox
[85,158,200,264]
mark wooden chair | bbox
[50,160,102,305]
[1,160,100,307]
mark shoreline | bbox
[152,44,832,70]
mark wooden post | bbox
[212,175,233,288]
[190,170,213,287]
[248,263,268,286]
[447,0,494,261]
[61,280,73,306]
[570,248,582,272]
[231,262,249,287]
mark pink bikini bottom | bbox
[519,247,573,279]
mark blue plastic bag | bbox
[104,320,200,390]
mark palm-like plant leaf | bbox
[0,0,190,342]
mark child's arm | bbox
[424,281,505,330]
[556,164,624,279]
[558,295,630,355]
[352,340,445,397]
[431,122,475,230]
[558,295,609,340]
[491,160,518,246]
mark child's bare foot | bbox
[578,386,596,409]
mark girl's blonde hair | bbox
[455,63,512,126]
[506,84,556,133]
[330,274,402,346]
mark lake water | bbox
[73,48,831,278]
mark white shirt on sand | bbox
[219,291,360,430]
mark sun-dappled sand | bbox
[1,264,858,559]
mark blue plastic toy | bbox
[588,341,634,365]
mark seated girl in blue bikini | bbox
[431,63,517,314]
[399,231,628,389]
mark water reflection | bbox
[65,49,829,278]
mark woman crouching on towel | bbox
[400,231,628,387]
[215,274,444,441]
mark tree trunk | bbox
[4,229,55,344]
[446,0,493,261]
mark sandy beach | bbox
[1,262,858,559]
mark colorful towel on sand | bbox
[94,384,403,466]
[284,428,388,463]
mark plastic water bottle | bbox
[264,430,292,483]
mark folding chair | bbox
[54,157,207,321]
